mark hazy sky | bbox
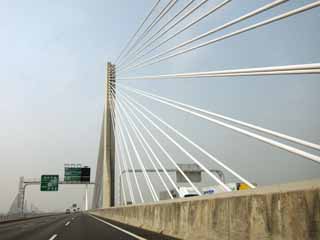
[0,0,319,213]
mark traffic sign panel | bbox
[81,167,90,182]
[64,167,81,182]
[64,166,90,182]
[40,175,59,191]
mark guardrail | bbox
[0,213,60,224]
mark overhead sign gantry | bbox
[17,164,93,215]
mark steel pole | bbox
[85,184,88,211]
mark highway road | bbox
[0,213,178,240]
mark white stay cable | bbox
[110,97,145,202]
[119,0,230,72]
[132,0,196,56]
[119,0,206,69]
[118,0,178,67]
[121,1,320,72]
[111,90,174,199]
[115,139,133,204]
[111,89,180,198]
[116,84,320,164]
[112,112,135,204]
[120,0,287,71]
[110,86,200,197]
[117,90,232,191]
[112,88,213,194]
[117,84,320,151]
[110,99,136,204]
[111,90,160,201]
[110,99,128,205]
[116,152,127,206]
[118,63,320,80]
[113,95,159,201]
[116,88,255,189]
[115,0,161,64]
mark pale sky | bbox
[0,0,319,213]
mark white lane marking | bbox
[48,234,58,240]
[65,221,71,226]
[89,215,147,240]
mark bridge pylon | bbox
[93,62,116,208]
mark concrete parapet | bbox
[90,179,320,239]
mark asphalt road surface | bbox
[0,213,178,240]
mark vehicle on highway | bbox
[159,187,200,200]
[202,182,254,195]
[65,209,71,214]
[178,186,200,197]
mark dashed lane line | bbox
[48,234,58,240]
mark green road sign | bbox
[64,167,81,182]
[40,175,59,191]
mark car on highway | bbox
[65,209,71,214]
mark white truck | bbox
[202,182,252,195]
[159,183,253,200]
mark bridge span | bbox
[90,179,320,240]
[90,1,320,239]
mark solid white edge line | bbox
[89,214,147,240]
[65,221,70,226]
[48,234,58,240]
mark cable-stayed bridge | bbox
[90,1,320,239]
[2,1,319,240]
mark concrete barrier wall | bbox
[90,179,320,240]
